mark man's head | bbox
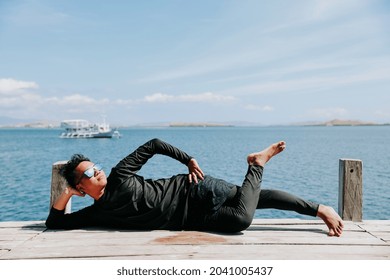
[61,154,90,188]
[61,154,107,199]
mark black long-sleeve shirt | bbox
[46,138,234,230]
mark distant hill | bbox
[296,119,379,126]
[169,122,233,127]
[324,119,377,126]
[0,116,59,128]
[1,117,388,128]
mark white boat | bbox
[59,119,120,138]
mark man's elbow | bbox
[148,138,165,149]
[45,218,61,229]
[150,138,162,145]
[45,219,54,229]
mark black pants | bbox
[189,165,319,233]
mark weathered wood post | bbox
[50,161,71,213]
[338,159,363,222]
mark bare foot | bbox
[247,141,286,167]
[317,205,344,237]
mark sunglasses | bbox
[76,164,103,185]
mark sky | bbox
[0,0,389,126]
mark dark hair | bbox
[61,154,90,188]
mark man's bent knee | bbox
[223,213,253,233]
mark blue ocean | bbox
[0,126,389,221]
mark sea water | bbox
[0,126,389,221]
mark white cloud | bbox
[0,85,239,123]
[143,92,236,103]
[244,105,274,112]
[113,99,135,106]
[44,94,110,108]
[143,93,173,103]
[0,78,38,94]
[0,91,110,111]
[0,93,43,108]
[61,94,110,106]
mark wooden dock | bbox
[6,158,380,260]
[1,219,389,260]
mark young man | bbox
[46,138,343,236]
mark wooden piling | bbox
[50,161,71,213]
[338,159,363,222]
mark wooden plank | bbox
[0,249,10,258]
[358,220,390,224]
[0,221,45,228]
[0,230,43,238]
[1,229,387,260]
[26,228,386,247]
[370,232,390,242]
[339,159,363,221]
[357,223,390,231]
[247,222,361,232]
[1,219,389,260]
[3,243,390,260]
[251,218,303,224]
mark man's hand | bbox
[53,186,85,211]
[187,158,204,184]
[66,186,86,197]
